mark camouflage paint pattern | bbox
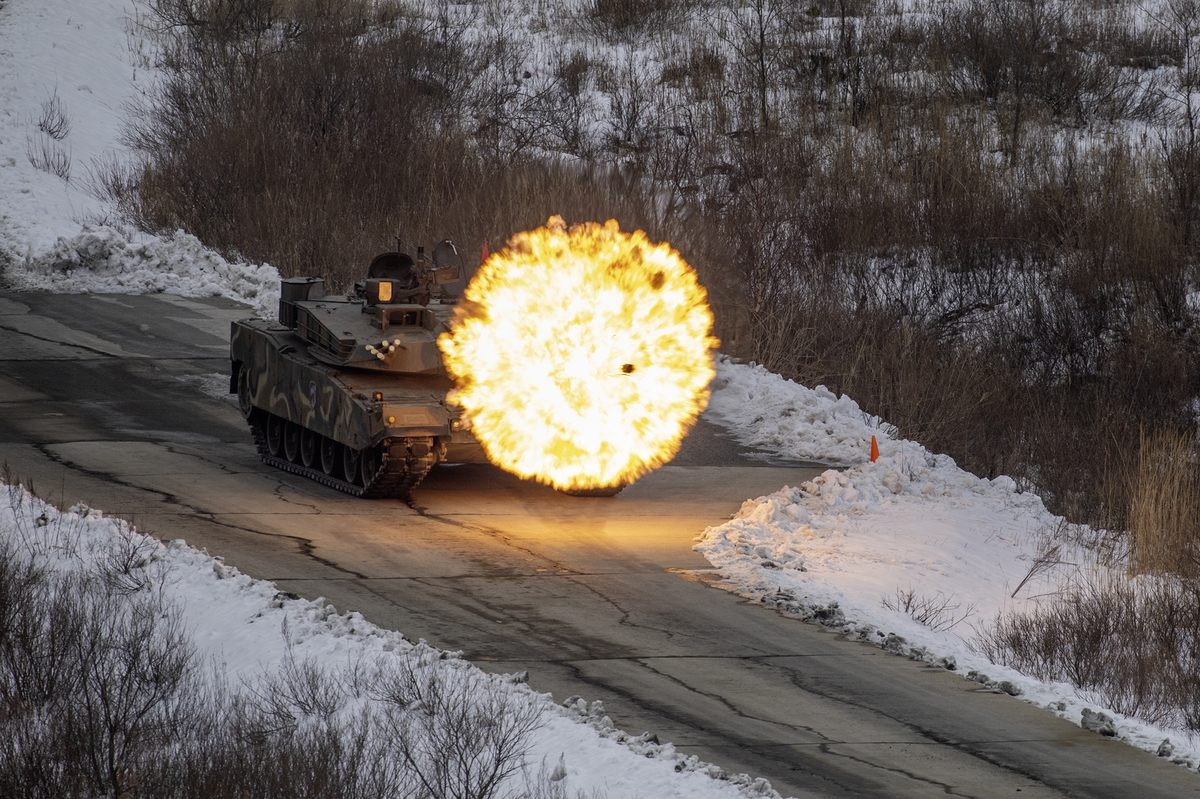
[230,284,486,463]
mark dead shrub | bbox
[116,0,712,295]
[35,87,71,141]
[372,655,545,799]
[586,0,691,35]
[881,587,977,631]
[121,0,483,289]
[659,43,725,99]
[0,549,197,799]
[0,523,558,799]
[977,574,1200,729]
[931,0,1149,144]
[25,134,71,181]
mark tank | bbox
[229,241,487,498]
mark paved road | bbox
[1,290,1198,798]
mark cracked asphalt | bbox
[1,290,1197,798]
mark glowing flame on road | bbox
[438,217,717,493]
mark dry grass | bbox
[1126,428,1200,578]
[881,587,977,631]
[112,0,722,295]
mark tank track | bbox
[247,415,437,499]
[562,485,625,497]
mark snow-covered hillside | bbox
[0,0,278,315]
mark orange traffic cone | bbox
[870,435,879,463]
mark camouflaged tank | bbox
[229,241,486,498]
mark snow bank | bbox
[700,360,1200,770]
[705,358,896,465]
[0,482,779,799]
[5,225,280,318]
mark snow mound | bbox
[4,225,279,318]
[695,424,1056,658]
[705,357,896,464]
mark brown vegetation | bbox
[111,0,1200,549]
[977,574,1200,730]
[1127,427,1200,578]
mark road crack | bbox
[30,443,367,579]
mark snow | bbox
[0,0,132,251]
[700,358,1200,771]
[8,225,281,318]
[706,358,898,466]
[1,0,1197,789]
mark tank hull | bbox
[230,318,486,498]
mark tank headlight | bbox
[388,415,396,425]
[373,392,383,402]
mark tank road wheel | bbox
[361,444,381,487]
[343,446,362,486]
[266,415,285,457]
[237,365,255,421]
[283,421,301,463]
[320,436,340,477]
[300,428,318,468]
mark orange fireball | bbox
[438,216,717,493]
